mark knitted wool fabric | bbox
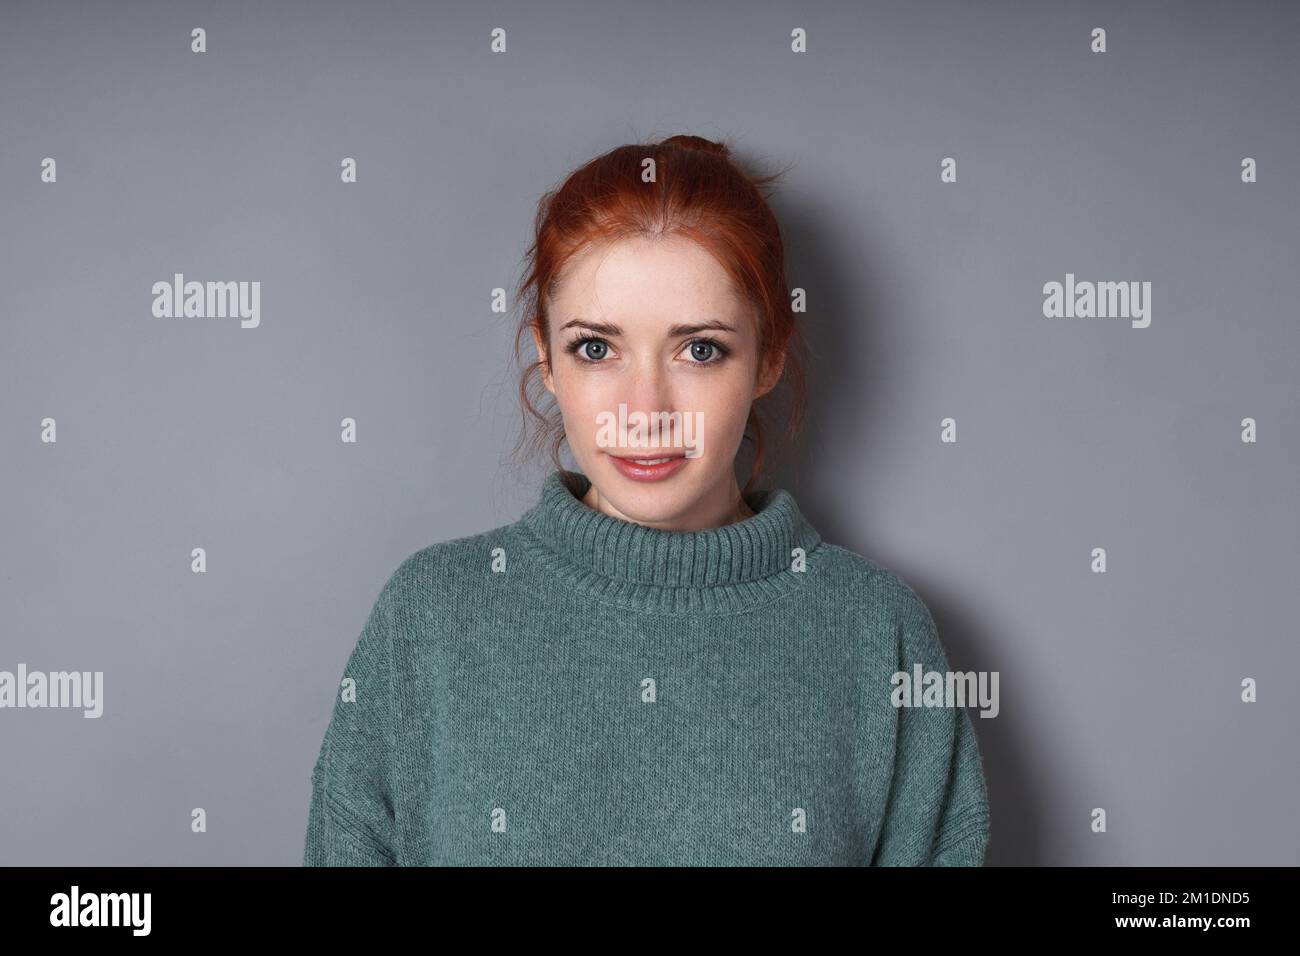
[304,469,990,865]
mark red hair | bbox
[510,133,807,496]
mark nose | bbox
[624,354,675,418]
[619,359,681,452]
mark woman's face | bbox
[533,234,783,530]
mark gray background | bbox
[2,0,1297,865]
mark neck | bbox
[513,469,823,611]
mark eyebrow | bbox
[557,319,739,337]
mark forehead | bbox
[549,235,746,320]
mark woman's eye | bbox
[685,340,727,364]
[567,336,726,365]
[689,342,715,362]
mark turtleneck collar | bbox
[513,469,823,613]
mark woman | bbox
[303,134,990,865]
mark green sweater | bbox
[303,469,990,865]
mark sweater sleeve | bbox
[871,598,991,866]
[303,594,398,866]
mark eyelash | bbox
[562,335,731,367]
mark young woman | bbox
[304,134,990,866]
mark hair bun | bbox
[659,134,730,158]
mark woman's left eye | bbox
[684,339,728,364]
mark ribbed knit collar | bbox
[514,469,822,613]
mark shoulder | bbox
[812,543,953,667]
[813,542,938,636]
[371,522,517,613]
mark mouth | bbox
[607,452,691,481]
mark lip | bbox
[607,453,690,482]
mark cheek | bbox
[683,369,757,443]
[551,373,611,443]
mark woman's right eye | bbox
[566,336,611,362]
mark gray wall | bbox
[1,0,1296,865]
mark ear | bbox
[752,348,786,400]
[530,322,555,395]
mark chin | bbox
[595,460,701,516]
